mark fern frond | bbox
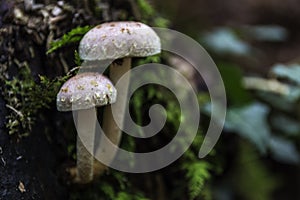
[182,162,211,199]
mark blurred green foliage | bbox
[271,63,300,85]
[218,63,252,106]
[225,102,270,154]
[201,24,300,200]
[70,171,149,200]
[233,142,279,200]
[136,0,169,27]
[202,28,252,56]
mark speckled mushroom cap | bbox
[79,21,161,61]
[57,72,117,111]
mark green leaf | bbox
[225,102,270,153]
[271,115,300,136]
[257,87,300,112]
[243,25,288,42]
[218,63,252,105]
[271,63,300,85]
[269,136,300,164]
[202,28,252,56]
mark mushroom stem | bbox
[93,57,131,176]
[75,108,97,183]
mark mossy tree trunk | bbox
[0,0,138,199]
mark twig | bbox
[6,104,24,118]
[59,52,69,74]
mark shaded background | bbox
[153,0,300,199]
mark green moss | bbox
[74,50,82,66]
[2,65,69,136]
[46,25,92,54]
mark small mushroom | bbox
[79,21,161,175]
[57,72,116,183]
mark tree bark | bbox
[0,0,95,199]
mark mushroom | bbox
[56,72,117,183]
[78,21,161,175]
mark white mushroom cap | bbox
[57,72,117,111]
[79,21,161,61]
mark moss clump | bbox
[2,65,69,136]
[46,26,92,54]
